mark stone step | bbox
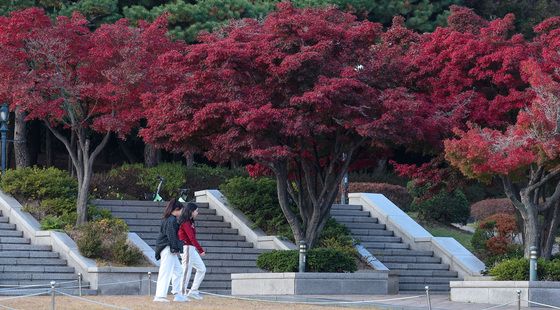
[0,251,59,258]
[399,277,457,284]
[0,258,67,266]
[203,241,254,248]
[400,283,451,291]
[203,247,265,254]
[0,244,52,251]
[0,217,9,223]
[135,232,246,242]
[355,236,402,243]
[343,222,386,229]
[371,249,434,257]
[330,210,370,217]
[332,216,379,223]
[331,204,363,211]
[124,219,231,228]
[378,256,441,264]
[0,230,23,237]
[385,263,450,270]
[207,267,262,274]
[0,223,16,230]
[350,229,394,236]
[2,266,75,273]
[127,225,240,234]
[362,242,408,249]
[0,272,77,281]
[205,260,257,267]
[0,237,30,244]
[204,253,260,261]
[106,207,216,215]
[393,270,458,277]
[197,281,231,289]
[200,289,231,295]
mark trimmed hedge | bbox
[256,248,357,273]
[408,182,470,224]
[489,258,560,281]
[349,182,412,211]
[470,199,515,221]
[0,167,77,201]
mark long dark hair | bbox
[163,199,183,219]
[178,202,198,225]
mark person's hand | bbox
[200,252,206,256]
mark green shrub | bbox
[186,164,246,196]
[134,162,187,200]
[408,182,470,224]
[256,250,299,272]
[87,205,113,221]
[40,215,67,230]
[0,167,77,201]
[112,239,143,265]
[91,166,149,200]
[74,218,142,265]
[318,218,357,256]
[40,197,76,217]
[489,258,529,280]
[256,248,357,273]
[221,176,291,238]
[488,258,560,281]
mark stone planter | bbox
[450,281,560,308]
[232,272,397,295]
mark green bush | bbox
[91,165,149,200]
[318,218,357,256]
[186,164,246,196]
[221,176,292,238]
[488,258,560,281]
[0,167,77,201]
[256,248,357,273]
[256,250,299,272]
[408,182,470,224]
[74,218,142,265]
[112,239,143,265]
[40,215,67,230]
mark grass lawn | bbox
[407,212,474,252]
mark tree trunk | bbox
[144,143,158,167]
[540,203,560,259]
[69,131,76,177]
[185,152,194,167]
[13,107,30,168]
[45,126,52,167]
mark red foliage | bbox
[470,198,516,221]
[480,213,519,255]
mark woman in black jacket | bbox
[153,199,188,303]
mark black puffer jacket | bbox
[154,216,183,260]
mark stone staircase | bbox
[0,211,95,296]
[95,201,265,294]
[331,204,460,294]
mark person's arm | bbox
[166,218,183,253]
[183,223,205,254]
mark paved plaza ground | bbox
[0,294,531,310]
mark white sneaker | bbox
[153,297,170,302]
[173,294,190,302]
[187,291,203,300]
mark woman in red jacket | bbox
[178,202,206,300]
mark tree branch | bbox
[526,165,560,193]
[44,121,80,173]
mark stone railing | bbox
[349,192,485,279]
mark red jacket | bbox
[178,220,204,254]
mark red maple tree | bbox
[0,9,177,224]
[141,4,433,247]
[445,16,560,258]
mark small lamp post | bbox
[530,246,538,281]
[0,104,8,175]
[298,240,307,273]
[340,152,349,204]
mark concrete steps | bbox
[0,211,95,296]
[96,201,266,294]
[331,204,461,293]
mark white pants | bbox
[155,246,182,298]
[180,245,206,295]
